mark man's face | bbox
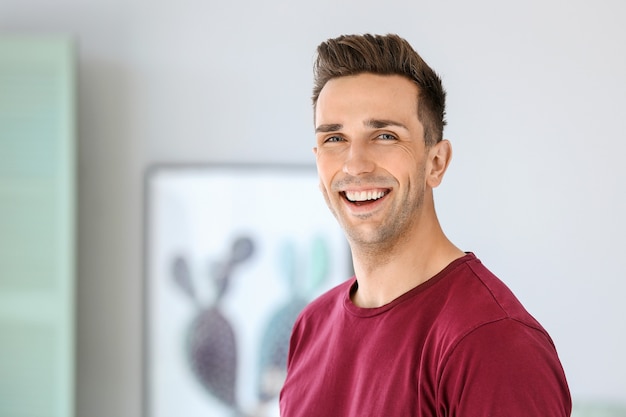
[314,73,431,248]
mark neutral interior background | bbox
[1,0,625,415]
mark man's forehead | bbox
[314,74,420,128]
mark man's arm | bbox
[438,318,571,416]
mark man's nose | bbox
[343,142,375,176]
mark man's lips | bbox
[341,188,390,205]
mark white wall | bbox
[1,0,625,415]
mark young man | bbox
[279,34,571,416]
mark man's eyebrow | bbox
[315,123,343,133]
[315,120,408,133]
[365,119,408,130]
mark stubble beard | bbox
[323,180,426,263]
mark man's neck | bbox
[349,222,464,308]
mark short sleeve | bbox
[437,318,571,416]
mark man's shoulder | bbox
[430,254,550,347]
[459,256,540,323]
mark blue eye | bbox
[378,133,396,140]
[325,136,344,143]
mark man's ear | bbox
[426,139,453,188]
[313,146,318,155]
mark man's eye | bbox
[378,133,397,140]
[325,136,344,143]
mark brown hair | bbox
[312,33,446,146]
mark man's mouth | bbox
[342,189,388,205]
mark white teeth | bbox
[345,190,386,202]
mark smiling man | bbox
[279,34,571,416]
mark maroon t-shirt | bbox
[280,253,571,416]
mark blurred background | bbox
[0,0,625,416]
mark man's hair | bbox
[312,33,446,146]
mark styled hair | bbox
[312,33,446,146]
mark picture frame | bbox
[143,163,351,417]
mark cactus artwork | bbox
[170,235,332,416]
[146,166,350,417]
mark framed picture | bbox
[143,164,351,417]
